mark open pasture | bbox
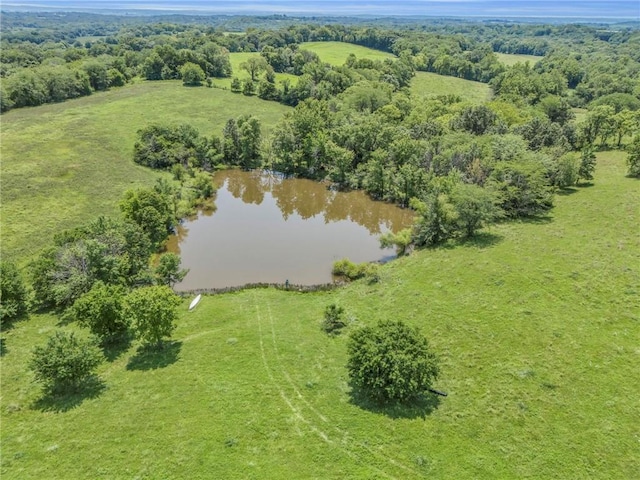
[411,71,493,103]
[214,52,299,89]
[0,81,290,263]
[1,152,637,479]
[300,41,396,66]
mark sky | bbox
[2,0,639,19]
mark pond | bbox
[166,170,414,291]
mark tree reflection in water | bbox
[215,169,413,234]
[166,169,414,290]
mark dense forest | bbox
[2,11,639,313]
[2,13,639,110]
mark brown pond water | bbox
[167,170,414,291]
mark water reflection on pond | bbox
[167,170,414,290]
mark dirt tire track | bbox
[253,295,396,479]
[264,301,423,478]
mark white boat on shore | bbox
[189,294,202,311]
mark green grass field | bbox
[213,52,299,89]
[300,41,396,66]
[411,71,493,103]
[217,42,395,89]
[495,53,544,66]
[2,151,637,479]
[0,81,290,263]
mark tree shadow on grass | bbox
[557,187,579,196]
[348,384,442,420]
[435,231,503,252]
[126,341,182,371]
[0,337,7,356]
[516,214,554,225]
[55,310,76,327]
[33,376,106,413]
[557,182,595,196]
[101,335,133,363]
[0,312,30,332]
[461,231,503,249]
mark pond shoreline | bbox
[169,169,413,291]
[176,281,343,297]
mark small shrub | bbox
[347,320,439,403]
[29,331,103,393]
[322,303,346,336]
[230,77,242,93]
[332,259,379,283]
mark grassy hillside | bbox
[495,53,544,66]
[411,71,493,103]
[0,81,290,263]
[2,151,637,479]
[300,41,396,66]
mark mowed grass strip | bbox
[1,152,637,479]
[495,52,544,66]
[411,71,493,103]
[300,41,396,66]
[0,80,290,263]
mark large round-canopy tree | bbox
[347,320,439,403]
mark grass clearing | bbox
[300,41,396,66]
[0,81,290,263]
[411,71,493,103]
[495,53,544,66]
[2,151,637,479]
[213,52,299,89]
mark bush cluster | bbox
[332,259,380,283]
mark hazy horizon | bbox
[2,0,639,19]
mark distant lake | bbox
[167,170,414,290]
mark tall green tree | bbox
[411,194,459,247]
[155,253,189,287]
[455,105,498,135]
[237,116,262,169]
[578,147,596,183]
[0,261,29,324]
[626,136,640,178]
[82,60,109,91]
[487,160,554,217]
[124,286,181,347]
[240,56,269,82]
[71,282,129,343]
[180,62,206,86]
[449,183,502,238]
[222,118,241,165]
[120,187,175,248]
[29,217,153,308]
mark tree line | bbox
[2,14,638,113]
